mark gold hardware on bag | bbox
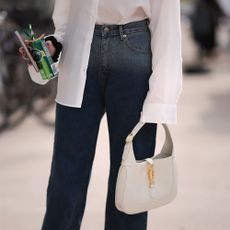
[147,163,154,188]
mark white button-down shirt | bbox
[96,0,148,24]
[28,0,183,124]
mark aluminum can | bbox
[31,38,58,80]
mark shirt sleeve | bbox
[51,0,71,44]
[139,0,183,124]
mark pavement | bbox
[0,27,230,230]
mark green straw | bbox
[29,24,35,40]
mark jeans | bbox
[41,18,157,230]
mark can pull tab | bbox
[146,158,154,188]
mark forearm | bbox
[51,0,71,44]
[140,0,183,124]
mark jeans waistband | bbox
[93,18,150,38]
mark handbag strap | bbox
[123,121,174,163]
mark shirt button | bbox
[104,27,109,32]
[122,34,127,38]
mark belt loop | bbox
[119,24,125,41]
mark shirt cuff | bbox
[27,64,50,85]
[140,103,177,124]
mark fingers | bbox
[19,47,29,61]
[24,41,32,48]
[18,47,32,66]
[18,37,32,61]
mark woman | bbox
[20,0,182,229]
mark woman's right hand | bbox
[18,40,56,62]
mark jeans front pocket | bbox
[123,29,152,54]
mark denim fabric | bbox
[41,18,157,230]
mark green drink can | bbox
[31,38,58,80]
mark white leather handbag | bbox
[115,121,177,214]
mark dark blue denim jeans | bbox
[41,18,157,230]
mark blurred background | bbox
[0,0,230,229]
